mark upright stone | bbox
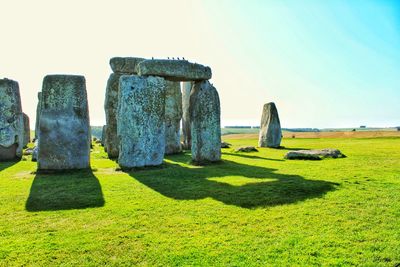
[117,75,166,168]
[38,75,90,170]
[258,102,282,148]
[0,79,24,160]
[22,113,30,147]
[181,81,192,150]
[165,81,182,154]
[34,92,42,140]
[190,81,221,163]
[104,57,146,158]
[101,125,106,146]
[104,73,121,158]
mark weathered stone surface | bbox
[221,142,231,148]
[235,146,258,152]
[101,125,106,146]
[34,92,42,140]
[104,73,121,158]
[285,149,346,160]
[32,140,38,162]
[109,57,145,74]
[117,75,166,168]
[190,81,221,163]
[258,102,282,148]
[137,59,212,81]
[181,81,192,150]
[164,81,182,154]
[38,75,90,170]
[0,78,24,160]
[22,113,30,147]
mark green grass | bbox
[1,137,399,266]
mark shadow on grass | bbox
[125,153,337,209]
[222,152,284,161]
[0,161,18,172]
[25,169,105,212]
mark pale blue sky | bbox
[0,0,399,128]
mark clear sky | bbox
[1,0,399,128]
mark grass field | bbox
[1,137,399,266]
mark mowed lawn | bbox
[1,137,399,266]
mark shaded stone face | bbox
[117,75,166,168]
[22,113,30,147]
[38,75,90,170]
[258,102,282,148]
[181,81,192,150]
[165,81,182,155]
[34,92,42,140]
[109,57,145,74]
[137,59,212,81]
[190,81,221,163]
[101,125,106,146]
[0,78,24,160]
[104,73,121,158]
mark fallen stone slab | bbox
[0,78,24,160]
[190,81,221,163]
[38,75,91,170]
[284,149,346,160]
[110,57,145,74]
[117,75,166,168]
[258,102,282,148]
[137,59,212,81]
[235,146,258,152]
[221,142,231,148]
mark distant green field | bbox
[1,137,399,266]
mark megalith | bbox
[22,113,30,147]
[117,75,166,168]
[137,59,212,81]
[0,78,24,160]
[34,92,42,140]
[101,125,106,147]
[190,81,221,163]
[38,75,90,170]
[258,102,282,148]
[165,80,182,154]
[104,57,145,158]
[181,81,192,150]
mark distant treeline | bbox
[283,128,320,132]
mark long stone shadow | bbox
[0,161,18,172]
[126,154,337,209]
[26,169,105,212]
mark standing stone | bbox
[117,75,166,168]
[22,113,30,147]
[0,79,24,160]
[101,125,106,146]
[38,75,90,170]
[181,81,192,150]
[104,73,121,158]
[34,92,42,140]
[190,81,221,163]
[165,81,182,154]
[258,102,282,148]
[104,57,146,159]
